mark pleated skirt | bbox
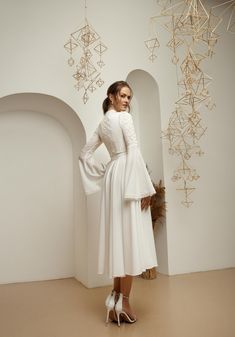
[98,153,158,278]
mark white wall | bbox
[0,0,234,285]
[0,109,74,283]
[127,69,168,275]
[0,93,87,285]
[127,69,164,182]
[160,5,235,275]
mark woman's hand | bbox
[141,196,151,211]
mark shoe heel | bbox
[115,293,136,325]
[105,290,116,325]
[116,312,121,327]
[106,308,111,324]
[115,293,123,327]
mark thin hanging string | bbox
[175,59,180,98]
[84,0,87,19]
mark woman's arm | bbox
[79,128,106,195]
[119,112,155,203]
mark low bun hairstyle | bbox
[102,97,110,114]
[102,81,132,114]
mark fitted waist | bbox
[110,151,127,161]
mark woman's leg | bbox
[113,277,121,294]
[110,276,136,322]
[120,275,133,297]
[113,275,132,297]
[106,278,120,322]
[120,275,136,319]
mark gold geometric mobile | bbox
[211,0,235,34]
[64,2,107,104]
[145,37,160,62]
[145,0,234,207]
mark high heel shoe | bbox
[115,293,137,327]
[105,290,116,324]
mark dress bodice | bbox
[79,109,155,198]
[98,110,137,158]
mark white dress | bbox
[79,110,158,278]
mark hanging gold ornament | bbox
[64,1,107,104]
[145,0,233,207]
[211,0,235,34]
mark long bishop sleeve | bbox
[119,112,155,200]
[79,128,106,195]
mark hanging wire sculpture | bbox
[212,0,235,34]
[64,1,107,104]
[145,0,233,207]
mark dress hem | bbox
[98,263,158,279]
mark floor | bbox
[0,268,235,337]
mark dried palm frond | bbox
[150,179,166,229]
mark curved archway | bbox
[0,93,87,284]
[126,70,168,274]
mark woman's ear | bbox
[108,94,114,104]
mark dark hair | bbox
[102,81,132,114]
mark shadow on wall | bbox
[0,93,87,285]
[126,69,169,275]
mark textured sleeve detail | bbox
[79,128,106,195]
[119,112,138,148]
[124,147,156,200]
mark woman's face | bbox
[110,86,132,112]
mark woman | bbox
[79,81,158,326]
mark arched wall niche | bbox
[0,93,89,285]
[126,69,169,274]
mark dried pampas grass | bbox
[150,179,166,230]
